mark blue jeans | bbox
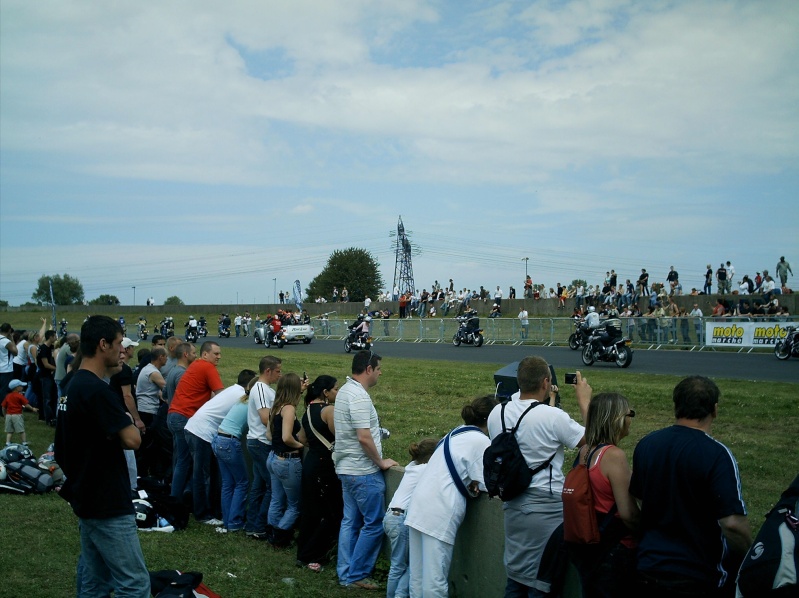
[267,452,302,530]
[185,429,214,521]
[384,509,410,598]
[245,439,272,533]
[337,471,386,585]
[212,435,249,530]
[77,515,150,598]
[167,412,191,499]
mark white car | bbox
[254,322,314,347]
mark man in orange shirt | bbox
[167,341,223,524]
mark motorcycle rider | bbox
[350,315,372,344]
[59,319,69,336]
[198,315,207,336]
[185,315,198,340]
[586,306,610,355]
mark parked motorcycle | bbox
[452,314,484,347]
[568,319,591,351]
[774,326,799,360]
[581,320,633,368]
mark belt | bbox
[275,452,301,459]
[217,431,237,439]
[388,508,405,515]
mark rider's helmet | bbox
[168,316,173,322]
[364,316,372,322]
[189,315,194,319]
[132,499,157,529]
[588,306,596,313]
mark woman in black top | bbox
[265,373,304,547]
[295,375,341,572]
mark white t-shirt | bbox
[136,363,162,415]
[487,395,584,494]
[518,310,529,325]
[334,377,381,476]
[388,461,427,511]
[246,380,275,444]
[405,427,490,545]
[0,336,13,374]
[185,383,245,443]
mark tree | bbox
[32,274,84,305]
[306,248,384,303]
[0,299,8,308]
[164,295,185,306]
[571,279,588,289]
[89,294,121,306]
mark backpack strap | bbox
[442,426,483,499]
[507,401,557,490]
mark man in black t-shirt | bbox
[36,330,57,426]
[54,316,149,597]
[110,337,145,492]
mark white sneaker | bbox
[215,527,228,534]
[202,518,223,526]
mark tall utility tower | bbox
[391,216,416,295]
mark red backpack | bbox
[561,444,615,544]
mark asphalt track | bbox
[211,334,797,384]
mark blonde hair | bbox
[585,393,630,447]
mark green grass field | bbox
[1,346,796,597]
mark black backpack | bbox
[483,401,555,501]
[736,474,799,597]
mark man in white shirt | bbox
[494,286,503,307]
[518,307,529,339]
[245,356,282,539]
[487,357,590,596]
[334,351,398,591]
[690,304,704,345]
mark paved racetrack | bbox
[209,334,796,384]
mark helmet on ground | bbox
[588,306,596,313]
[133,499,157,528]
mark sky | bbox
[1,0,798,307]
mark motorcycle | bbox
[343,321,372,353]
[218,324,231,338]
[185,326,198,343]
[452,314,484,347]
[137,321,148,341]
[58,319,68,337]
[774,326,799,360]
[198,322,208,338]
[581,321,633,368]
[568,319,591,351]
[264,329,287,349]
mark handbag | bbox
[306,405,334,452]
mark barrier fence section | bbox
[316,316,798,351]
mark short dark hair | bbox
[44,330,57,341]
[175,342,192,360]
[0,323,13,334]
[200,340,219,355]
[151,347,167,361]
[80,316,122,357]
[151,334,165,345]
[673,376,719,420]
[237,369,257,388]
[352,350,380,375]
[461,395,499,426]
[259,355,282,374]
[517,356,550,393]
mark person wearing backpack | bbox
[564,392,640,598]
[486,356,590,597]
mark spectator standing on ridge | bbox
[631,376,751,597]
[494,286,503,308]
[776,256,793,286]
[334,351,398,591]
[704,264,713,294]
[716,263,729,295]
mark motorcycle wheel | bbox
[344,339,352,353]
[277,339,286,349]
[568,334,579,351]
[452,334,461,347]
[474,333,484,348]
[581,345,595,366]
[254,336,261,344]
[774,341,791,360]
[616,346,633,368]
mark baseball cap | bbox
[121,338,140,349]
[8,379,27,390]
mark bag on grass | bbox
[149,570,221,598]
[137,483,190,530]
[483,401,555,501]
[6,459,54,494]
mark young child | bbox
[384,438,438,598]
[2,379,38,446]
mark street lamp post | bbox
[273,279,277,305]
[132,286,136,306]
[522,257,529,278]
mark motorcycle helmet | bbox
[364,316,372,322]
[189,315,194,319]
[588,306,596,313]
[133,499,158,529]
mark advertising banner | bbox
[705,321,794,348]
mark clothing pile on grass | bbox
[133,476,190,533]
[0,442,62,494]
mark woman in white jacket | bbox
[404,395,498,598]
